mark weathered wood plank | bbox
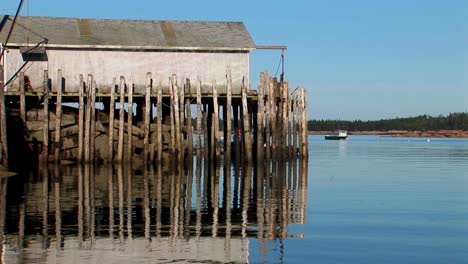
[126,79,134,163]
[77,74,85,162]
[117,76,125,162]
[108,78,116,162]
[143,72,152,164]
[54,69,63,162]
[42,70,50,163]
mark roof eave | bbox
[6,43,255,52]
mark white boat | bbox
[325,130,348,140]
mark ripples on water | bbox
[0,157,308,264]
[1,135,468,263]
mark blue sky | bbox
[3,0,467,120]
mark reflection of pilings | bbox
[144,165,150,240]
[41,163,49,250]
[126,165,133,241]
[224,157,232,260]
[54,165,62,250]
[0,178,8,261]
[117,165,124,242]
[155,164,162,239]
[211,162,219,238]
[184,158,194,239]
[195,156,202,239]
[108,165,114,238]
[241,165,252,262]
[78,165,84,244]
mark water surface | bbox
[1,135,467,263]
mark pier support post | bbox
[126,80,134,163]
[117,76,125,162]
[42,70,50,163]
[225,69,232,163]
[108,78,116,163]
[54,69,63,163]
[241,79,252,164]
[0,65,7,167]
[144,73,152,165]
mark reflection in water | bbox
[1,157,307,263]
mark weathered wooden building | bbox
[1,15,255,94]
[0,15,308,168]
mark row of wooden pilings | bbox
[0,68,308,168]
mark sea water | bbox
[1,135,467,263]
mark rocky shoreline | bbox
[309,130,468,138]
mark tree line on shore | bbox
[308,112,468,131]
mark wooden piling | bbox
[19,71,26,126]
[300,88,308,157]
[281,81,289,159]
[196,80,202,158]
[84,75,93,162]
[269,78,277,159]
[185,79,193,162]
[78,75,85,162]
[0,65,7,167]
[90,79,97,162]
[54,69,63,162]
[241,79,252,163]
[126,80,134,163]
[172,75,181,161]
[212,81,219,158]
[42,70,49,163]
[169,77,176,155]
[117,76,125,162]
[143,73,152,164]
[225,69,232,162]
[156,81,162,162]
[264,72,271,161]
[257,72,266,162]
[108,78,116,162]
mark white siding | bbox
[5,48,249,94]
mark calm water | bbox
[1,135,467,263]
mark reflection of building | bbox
[1,158,307,263]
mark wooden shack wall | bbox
[4,48,249,94]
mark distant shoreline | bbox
[309,130,468,138]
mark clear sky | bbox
[3,0,467,120]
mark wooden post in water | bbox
[269,78,277,159]
[108,78,116,162]
[144,73,152,164]
[212,81,219,158]
[84,75,92,162]
[117,76,125,162]
[78,75,85,162]
[241,79,252,163]
[0,65,7,167]
[172,75,181,161]
[196,80,202,158]
[19,72,26,127]
[185,79,193,162]
[257,72,266,162]
[126,80,134,163]
[90,79,97,162]
[54,69,63,163]
[179,78,185,162]
[169,77,176,156]
[300,88,308,157]
[42,70,50,163]
[156,81,162,162]
[264,72,271,161]
[225,69,232,162]
[281,82,289,159]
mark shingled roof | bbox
[0,15,256,51]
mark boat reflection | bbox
[1,158,308,263]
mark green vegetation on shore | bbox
[308,112,468,131]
